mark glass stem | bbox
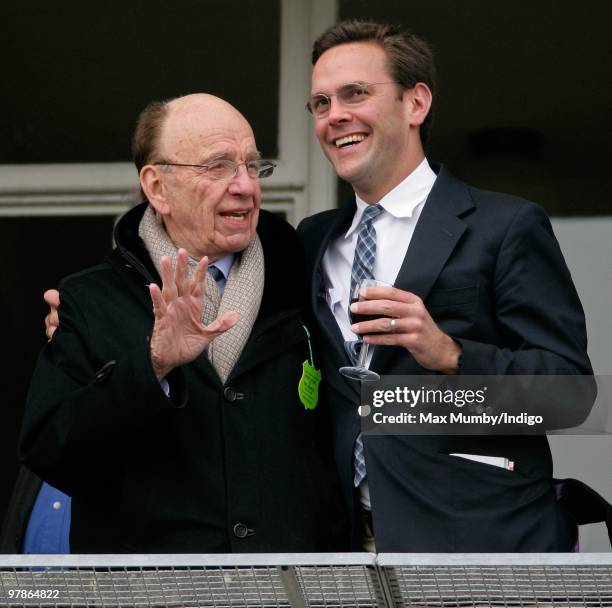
[357,339,370,369]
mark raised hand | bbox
[148,249,239,379]
[349,285,461,374]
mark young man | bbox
[298,20,595,552]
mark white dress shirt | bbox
[322,158,437,344]
[321,158,437,509]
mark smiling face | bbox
[140,94,261,261]
[311,42,427,203]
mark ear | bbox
[405,82,433,127]
[140,165,170,216]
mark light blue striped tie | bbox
[350,204,383,487]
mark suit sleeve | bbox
[18,285,186,496]
[452,202,595,426]
[456,201,591,376]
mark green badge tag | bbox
[299,360,321,410]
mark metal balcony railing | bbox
[1,553,611,607]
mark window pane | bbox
[1,1,280,163]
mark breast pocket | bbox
[426,284,479,323]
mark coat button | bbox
[233,523,250,539]
[224,387,245,402]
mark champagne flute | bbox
[340,278,391,381]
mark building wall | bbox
[550,218,612,551]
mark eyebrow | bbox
[199,151,231,164]
[311,81,368,95]
[200,150,262,164]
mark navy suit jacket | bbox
[298,165,595,552]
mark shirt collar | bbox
[209,253,234,279]
[345,158,437,238]
[188,253,235,279]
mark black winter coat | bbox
[20,203,341,553]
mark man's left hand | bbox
[350,285,461,374]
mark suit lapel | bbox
[310,200,361,402]
[371,166,475,373]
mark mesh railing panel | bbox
[295,564,384,607]
[386,564,612,607]
[0,567,288,607]
[0,563,380,608]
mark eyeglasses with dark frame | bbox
[306,82,398,117]
[153,159,276,180]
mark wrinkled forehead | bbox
[159,100,258,160]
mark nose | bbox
[227,164,258,197]
[327,96,352,125]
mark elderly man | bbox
[19,94,339,553]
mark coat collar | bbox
[109,202,311,387]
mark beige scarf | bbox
[138,205,264,383]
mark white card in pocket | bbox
[450,453,514,471]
